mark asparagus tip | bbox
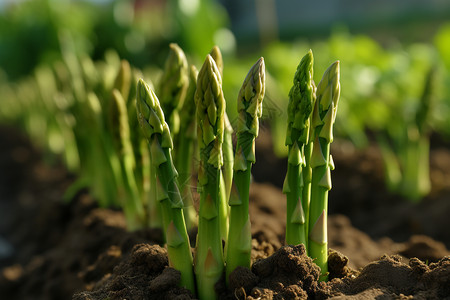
[209,46,223,75]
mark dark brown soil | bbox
[1,125,450,299]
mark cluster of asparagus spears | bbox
[137,46,340,298]
[137,45,265,298]
[0,41,340,298]
[283,50,340,280]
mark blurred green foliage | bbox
[258,28,448,151]
[1,0,450,202]
[0,0,95,80]
[0,0,230,80]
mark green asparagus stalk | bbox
[210,45,232,243]
[84,92,116,208]
[129,70,162,228]
[308,61,340,281]
[222,113,234,206]
[400,130,430,202]
[137,79,195,294]
[225,58,265,283]
[113,60,132,102]
[302,99,315,242]
[399,66,436,201]
[377,134,402,192]
[378,66,436,202]
[283,50,315,248]
[176,65,200,230]
[415,67,436,136]
[110,89,146,229]
[219,115,233,244]
[158,43,189,137]
[194,55,226,300]
[148,150,162,228]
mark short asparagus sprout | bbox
[283,50,316,248]
[136,79,196,295]
[308,60,340,281]
[194,55,226,300]
[226,57,265,283]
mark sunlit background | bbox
[1,0,450,162]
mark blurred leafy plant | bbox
[377,66,438,201]
[0,0,95,80]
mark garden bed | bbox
[1,125,449,299]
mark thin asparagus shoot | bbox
[194,55,226,300]
[225,57,265,284]
[283,50,315,248]
[137,79,195,294]
[308,61,340,281]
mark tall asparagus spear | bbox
[113,60,132,102]
[283,50,315,248]
[222,114,234,202]
[136,79,195,294]
[127,68,162,228]
[308,61,340,281]
[400,66,436,201]
[109,89,146,229]
[158,43,189,137]
[176,65,200,230]
[225,58,265,283]
[194,55,226,300]
[210,45,232,243]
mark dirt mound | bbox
[72,241,450,299]
[1,126,450,299]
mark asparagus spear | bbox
[400,66,436,201]
[176,65,200,230]
[110,89,146,229]
[158,43,189,137]
[415,66,436,136]
[113,60,132,102]
[210,45,232,243]
[194,55,226,300]
[223,114,234,203]
[308,61,340,281]
[225,57,265,283]
[137,79,195,294]
[283,50,315,248]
